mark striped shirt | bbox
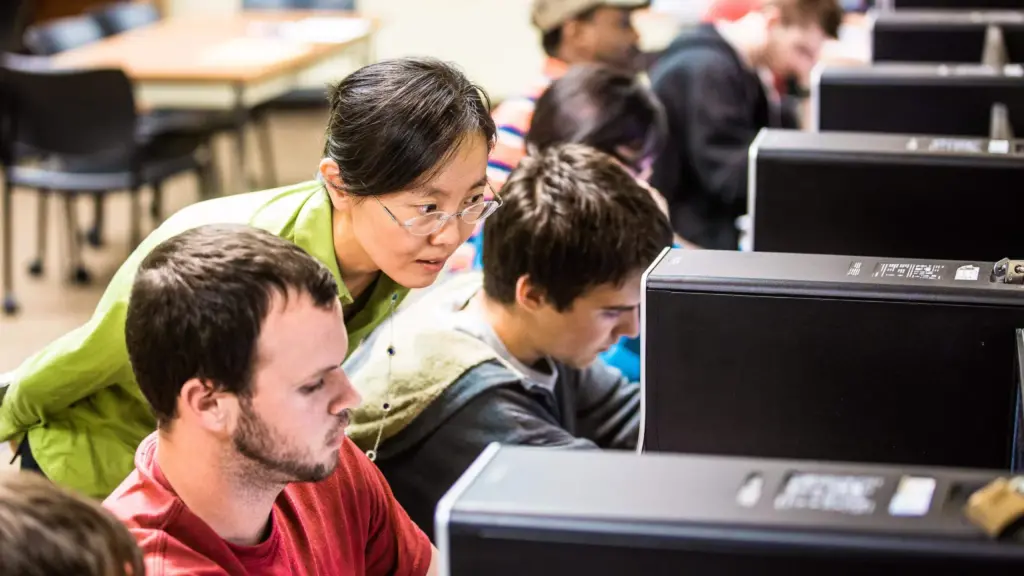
[487,58,569,190]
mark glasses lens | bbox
[406,212,446,236]
[460,201,499,224]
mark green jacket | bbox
[0,181,408,499]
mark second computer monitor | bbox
[812,63,1024,137]
[891,0,1024,8]
[872,10,1024,64]
[642,249,1024,471]
[748,128,1024,261]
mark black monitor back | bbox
[748,129,1024,261]
[892,0,1024,8]
[642,249,1024,470]
[872,10,1024,64]
[813,63,1024,137]
[438,445,1024,575]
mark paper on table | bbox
[276,18,372,44]
[200,38,308,67]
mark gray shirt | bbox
[452,300,558,393]
[375,292,641,541]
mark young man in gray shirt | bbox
[343,143,674,539]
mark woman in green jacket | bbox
[0,57,499,499]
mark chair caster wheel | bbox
[71,267,91,285]
[2,296,18,315]
[27,259,43,276]
[85,227,103,248]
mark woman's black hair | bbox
[323,57,495,197]
[526,63,666,170]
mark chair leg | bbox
[28,189,48,277]
[2,179,18,315]
[86,193,105,248]
[63,194,90,285]
[204,142,222,199]
[255,113,278,189]
[129,187,142,249]
[150,181,163,222]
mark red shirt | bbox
[104,433,432,576]
[703,0,760,22]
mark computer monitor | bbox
[811,62,1024,137]
[871,10,1024,65]
[747,128,1024,261]
[890,0,1024,9]
[641,249,1024,470]
[437,445,1024,575]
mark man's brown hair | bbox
[768,0,843,38]
[0,471,145,576]
[483,143,673,311]
[125,224,339,428]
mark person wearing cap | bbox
[486,0,648,190]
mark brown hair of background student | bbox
[526,63,667,176]
[482,143,672,311]
[0,471,145,576]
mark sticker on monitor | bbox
[774,473,884,516]
[872,263,944,281]
[888,476,937,517]
[955,265,980,281]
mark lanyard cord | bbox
[365,291,398,462]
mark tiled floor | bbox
[0,109,330,472]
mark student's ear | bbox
[179,378,235,435]
[514,275,549,313]
[318,158,351,212]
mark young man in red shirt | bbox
[103,224,436,576]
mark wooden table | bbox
[51,11,376,190]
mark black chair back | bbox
[1,66,136,159]
[91,2,161,36]
[242,0,355,10]
[23,15,106,55]
[309,0,356,8]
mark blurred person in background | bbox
[487,0,650,190]
[649,0,842,250]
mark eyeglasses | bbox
[374,185,503,236]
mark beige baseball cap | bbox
[531,0,651,33]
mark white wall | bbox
[164,0,690,102]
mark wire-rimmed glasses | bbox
[374,185,503,236]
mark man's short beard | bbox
[232,395,339,484]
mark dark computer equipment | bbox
[812,63,1024,138]
[641,249,1024,470]
[872,10,1024,65]
[747,128,1024,261]
[891,0,1024,9]
[437,445,1024,575]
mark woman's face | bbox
[328,132,490,289]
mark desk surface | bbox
[52,11,374,84]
